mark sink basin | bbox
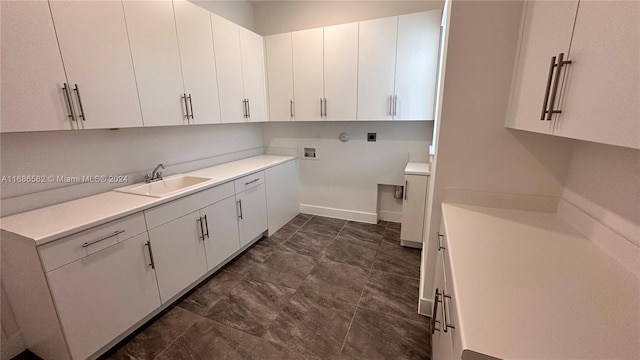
[114,175,213,198]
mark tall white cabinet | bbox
[123,0,186,127]
[173,0,222,125]
[506,0,639,149]
[0,1,72,132]
[48,0,143,129]
[292,28,325,122]
[265,33,295,121]
[357,16,398,121]
[323,23,359,121]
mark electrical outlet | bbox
[367,133,377,142]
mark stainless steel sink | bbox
[114,175,213,198]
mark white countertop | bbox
[0,155,296,245]
[405,162,430,175]
[442,203,640,360]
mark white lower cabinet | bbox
[46,232,161,360]
[148,211,208,303]
[237,182,268,247]
[201,196,242,271]
[265,159,301,235]
[401,174,429,245]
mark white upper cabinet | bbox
[357,16,398,121]
[265,33,294,121]
[48,0,143,130]
[323,23,358,121]
[173,0,221,125]
[240,27,268,123]
[554,1,639,149]
[211,13,246,124]
[506,1,578,134]
[292,28,324,121]
[123,0,186,127]
[0,1,72,132]
[507,1,638,149]
[395,10,441,121]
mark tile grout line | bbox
[150,312,201,360]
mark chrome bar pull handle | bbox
[393,95,398,117]
[238,199,244,220]
[182,94,189,120]
[188,94,194,119]
[82,230,125,247]
[73,84,86,121]
[404,180,408,200]
[546,52,572,121]
[197,217,205,240]
[323,98,327,118]
[62,83,77,122]
[290,99,294,118]
[437,233,446,250]
[245,178,260,186]
[246,99,251,119]
[540,56,557,120]
[145,241,156,269]
[203,215,210,239]
[443,292,455,332]
[242,99,247,118]
[431,288,441,334]
[320,98,324,117]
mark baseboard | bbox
[300,204,378,224]
[557,199,640,279]
[418,297,433,317]
[401,240,422,249]
[378,210,402,223]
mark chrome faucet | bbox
[145,164,165,183]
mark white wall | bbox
[252,0,443,35]
[0,124,264,216]
[263,121,431,222]
[191,0,255,31]
[423,1,575,303]
[561,141,640,252]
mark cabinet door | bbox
[265,160,300,235]
[237,183,268,247]
[240,27,268,123]
[292,28,324,121]
[357,16,397,121]
[554,1,640,149]
[123,0,186,127]
[49,0,143,129]
[505,1,578,134]
[324,23,358,121]
[265,33,294,121]
[400,175,429,243]
[173,0,221,125]
[0,1,72,132]
[211,13,246,123]
[47,233,160,360]
[200,196,241,271]
[395,10,441,121]
[148,211,208,303]
[432,225,454,360]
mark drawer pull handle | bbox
[404,180,408,200]
[203,214,210,239]
[442,292,455,332]
[197,217,205,241]
[437,233,446,250]
[82,230,125,247]
[244,178,260,186]
[145,241,155,269]
[431,288,441,334]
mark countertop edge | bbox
[1,155,297,246]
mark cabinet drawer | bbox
[144,182,235,230]
[38,212,147,272]
[234,171,265,193]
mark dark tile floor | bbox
[104,214,430,360]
